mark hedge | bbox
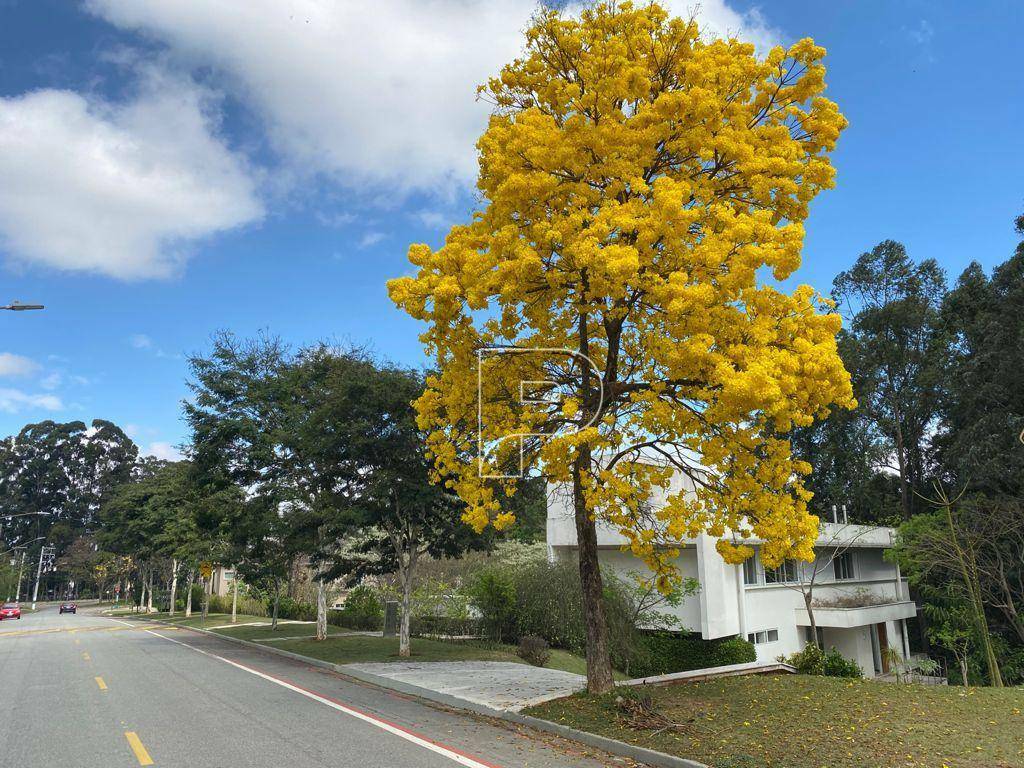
[630,632,757,677]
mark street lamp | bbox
[1,301,44,311]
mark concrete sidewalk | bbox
[342,660,586,711]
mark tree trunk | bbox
[804,591,819,647]
[945,503,1003,687]
[168,559,178,617]
[201,577,209,621]
[316,579,327,641]
[271,579,280,630]
[139,568,147,613]
[231,567,238,624]
[573,448,615,694]
[399,561,415,658]
[894,414,911,520]
[146,569,154,613]
[958,653,969,687]
[184,571,194,618]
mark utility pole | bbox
[31,545,55,610]
[14,549,26,601]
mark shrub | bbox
[517,635,552,667]
[206,593,268,616]
[713,637,758,666]
[631,633,756,677]
[782,644,862,678]
[493,558,645,671]
[467,567,517,642]
[335,584,383,630]
[274,596,317,621]
[822,648,863,678]
[785,643,826,675]
[410,614,483,638]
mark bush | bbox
[470,558,646,672]
[783,644,862,678]
[335,585,384,630]
[631,632,756,677]
[410,614,482,638]
[467,568,517,642]
[786,643,826,675]
[517,635,552,667]
[204,593,262,616]
[274,596,317,621]
[822,648,863,678]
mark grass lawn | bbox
[255,633,607,678]
[116,609,616,680]
[526,674,1024,768]
[211,622,356,642]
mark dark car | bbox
[0,603,21,620]
[59,602,77,614]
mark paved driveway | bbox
[344,660,586,711]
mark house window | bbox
[764,560,798,584]
[747,628,780,645]
[742,555,758,585]
[833,552,855,581]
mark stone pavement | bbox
[342,660,586,711]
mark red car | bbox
[59,602,77,614]
[0,603,21,620]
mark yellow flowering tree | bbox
[389,2,851,692]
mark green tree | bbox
[937,213,1024,494]
[833,241,946,519]
[894,487,1004,687]
[790,333,901,525]
[311,361,492,657]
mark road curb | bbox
[123,615,708,768]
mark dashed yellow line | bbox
[81,651,91,661]
[125,732,154,766]
[94,676,107,691]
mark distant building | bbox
[209,566,235,597]
[546,474,916,677]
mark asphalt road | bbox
[0,605,630,768]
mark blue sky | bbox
[0,0,1021,458]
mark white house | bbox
[546,477,917,677]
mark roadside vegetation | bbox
[527,675,1024,768]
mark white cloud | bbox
[413,209,452,229]
[0,352,39,377]
[87,1,781,198]
[358,231,386,249]
[0,69,263,279]
[39,372,62,390]
[0,387,62,413]
[146,440,183,461]
[129,333,153,349]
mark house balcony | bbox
[794,579,917,629]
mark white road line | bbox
[105,618,502,768]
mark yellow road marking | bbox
[95,676,107,690]
[125,732,154,766]
[81,651,91,661]
[74,638,80,645]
